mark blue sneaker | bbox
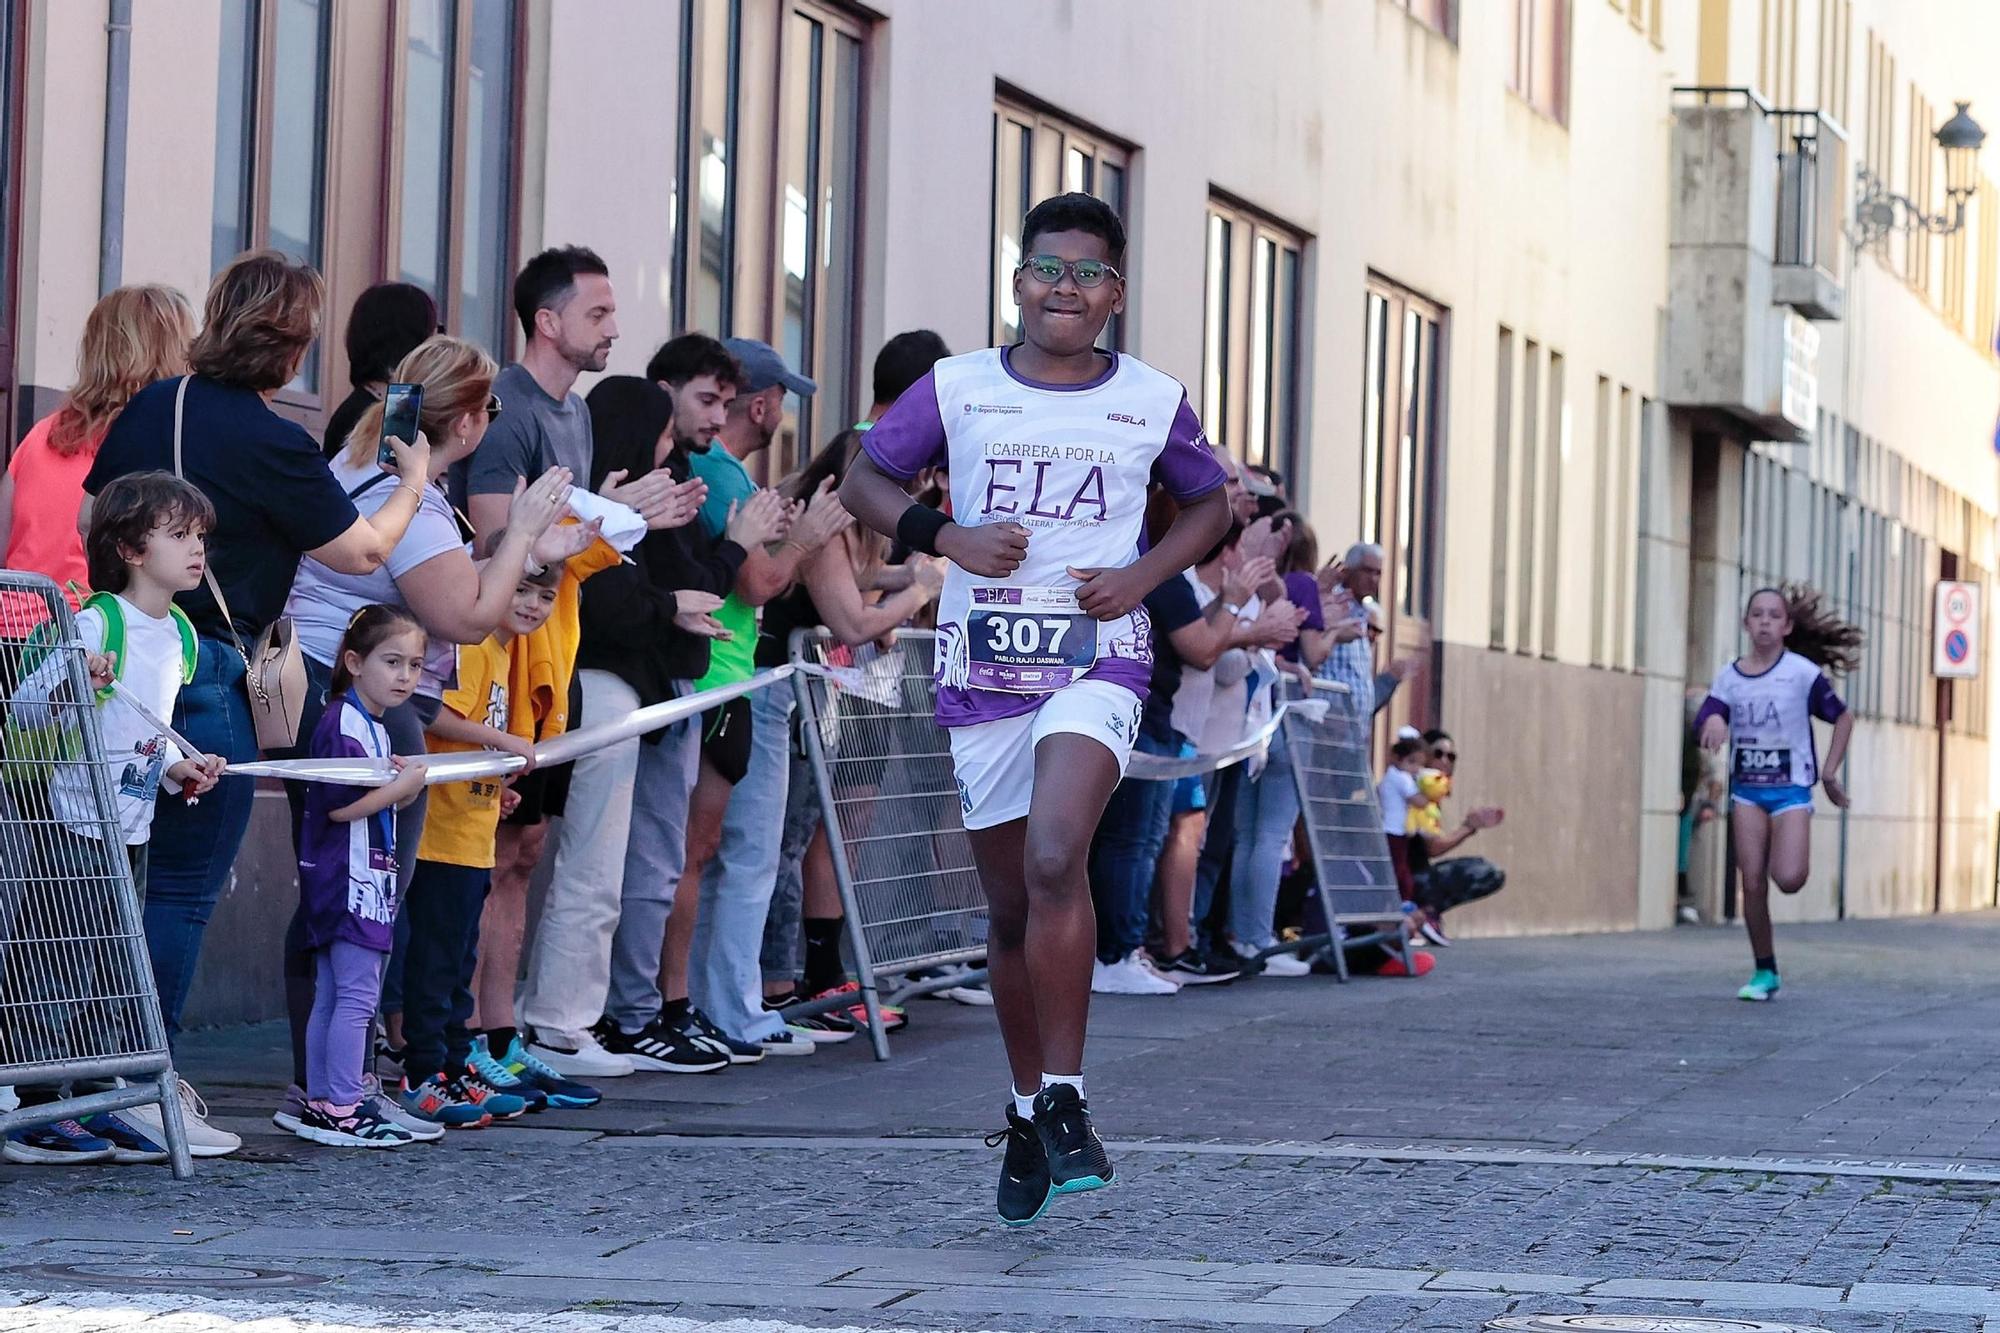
[449,1072,528,1121]
[1737,969,1782,1002]
[83,1112,169,1164]
[466,1036,549,1112]
[398,1073,492,1129]
[500,1036,602,1109]
[4,1117,117,1164]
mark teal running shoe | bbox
[501,1035,603,1109]
[1737,968,1782,1001]
[466,1035,549,1113]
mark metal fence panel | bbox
[1282,678,1416,980]
[789,629,985,1058]
[0,572,192,1174]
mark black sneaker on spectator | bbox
[1162,948,1241,985]
[676,1007,766,1066]
[594,1016,728,1074]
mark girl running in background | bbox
[1696,586,1861,1002]
[295,606,430,1146]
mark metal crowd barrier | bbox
[1281,677,1418,980]
[789,628,985,1059]
[0,572,193,1175]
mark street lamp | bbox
[1852,101,1985,247]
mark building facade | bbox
[0,0,1994,1019]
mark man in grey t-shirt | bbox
[459,244,698,549]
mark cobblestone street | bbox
[4,914,2000,1331]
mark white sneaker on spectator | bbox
[1092,952,1179,996]
[941,983,994,1006]
[526,1028,634,1078]
[756,1027,816,1057]
[122,1079,242,1157]
[1260,950,1312,977]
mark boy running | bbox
[842,193,1229,1225]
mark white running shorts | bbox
[947,679,1142,831]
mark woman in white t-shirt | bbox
[276,336,587,1119]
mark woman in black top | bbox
[320,283,438,460]
[83,254,431,1137]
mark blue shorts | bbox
[1731,783,1814,817]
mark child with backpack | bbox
[3,471,224,1164]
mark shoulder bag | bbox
[171,376,307,751]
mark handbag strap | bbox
[171,376,253,666]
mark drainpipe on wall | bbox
[98,0,132,295]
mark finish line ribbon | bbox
[1124,698,1331,781]
[224,667,793,787]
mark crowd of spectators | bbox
[0,242,1502,1161]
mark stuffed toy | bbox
[1406,768,1450,837]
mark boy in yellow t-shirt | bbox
[395,566,556,1128]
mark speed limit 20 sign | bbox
[1933,580,1982,680]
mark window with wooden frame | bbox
[675,0,741,341]
[774,2,865,462]
[1202,196,1306,487]
[389,0,522,360]
[990,93,1132,351]
[673,0,867,465]
[212,0,334,393]
[1509,0,1569,125]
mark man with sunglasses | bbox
[1405,729,1505,945]
[843,193,1230,1227]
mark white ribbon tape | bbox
[1124,699,1330,781]
[226,666,793,787]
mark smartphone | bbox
[378,382,424,468]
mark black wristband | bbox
[897,504,951,556]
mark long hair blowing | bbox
[1758,583,1864,675]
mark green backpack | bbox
[3,591,198,788]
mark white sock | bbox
[1011,1087,1037,1120]
[1040,1072,1085,1101]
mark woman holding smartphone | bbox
[274,334,594,1136]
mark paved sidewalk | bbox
[1,915,1998,1331]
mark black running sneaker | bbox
[593,1016,728,1075]
[1162,948,1241,985]
[1031,1084,1112,1194]
[985,1107,1053,1226]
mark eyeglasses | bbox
[1019,254,1122,288]
[485,393,503,418]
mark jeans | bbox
[144,637,260,1044]
[689,683,792,1042]
[398,859,490,1085]
[307,940,385,1109]
[1227,743,1301,950]
[761,740,824,984]
[519,670,645,1039]
[1191,764,1241,949]
[604,704,700,1032]
[1089,729,1178,963]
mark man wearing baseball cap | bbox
[679,337,855,1054]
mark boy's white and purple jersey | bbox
[862,346,1226,727]
[1694,651,1847,789]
